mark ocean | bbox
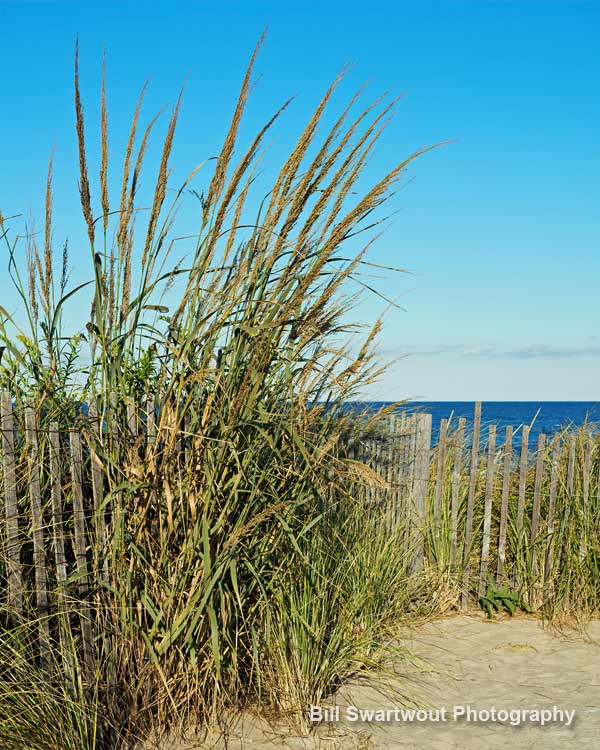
[356,401,600,448]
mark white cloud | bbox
[392,343,600,359]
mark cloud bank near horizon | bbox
[389,343,600,360]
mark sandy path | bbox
[331,614,600,749]
[162,614,600,749]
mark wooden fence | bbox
[1,394,599,644]
[343,402,599,612]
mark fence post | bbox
[411,413,432,573]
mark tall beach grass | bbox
[0,39,439,748]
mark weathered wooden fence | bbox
[1,393,598,649]
[357,403,600,610]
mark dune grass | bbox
[0,38,439,748]
[422,418,600,621]
[258,497,437,730]
[0,610,103,750]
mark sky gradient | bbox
[1,0,598,400]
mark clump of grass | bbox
[0,36,438,747]
[0,610,104,750]
[259,496,424,730]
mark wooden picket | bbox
[433,418,448,541]
[69,429,95,688]
[530,433,546,544]
[462,401,481,608]
[411,413,432,573]
[544,436,560,583]
[449,416,466,572]
[516,423,530,536]
[496,425,512,583]
[25,407,49,658]
[1,391,22,616]
[478,424,497,596]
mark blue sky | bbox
[1,0,598,400]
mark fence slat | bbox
[566,434,576,497]
[88,401,108,577]
[579,437,591,560]
[397,417,408,546]
[127,400,137,438]
[408,415,417,496]
[69,430,95,688]
[411,413,432,573]
[147,395,156,444]
[462,401,482,607]
[400,416,412,559]
[366,437,373,505]
[386,424,396,522]
[478,424,497,596]
[434,418,448,541]
[450,417,466,573]
[530,433,546,543]
[25,407,50,656]
[559,433,577,534]
[49,422,67,585]
[516,424,530,537]
[390,419,400,524]
[496,425,512,583]
[1,391,22,615]
[48,421,74,686]
[399,415,409,500]
[544,437,560,583]
[183,411,191,463]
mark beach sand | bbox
[159,614,600,749]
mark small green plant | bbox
[479,581,531,620]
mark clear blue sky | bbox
[1,0,598,400]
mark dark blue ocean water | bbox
[354,401,600,449]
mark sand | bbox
[160,614,600,750]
